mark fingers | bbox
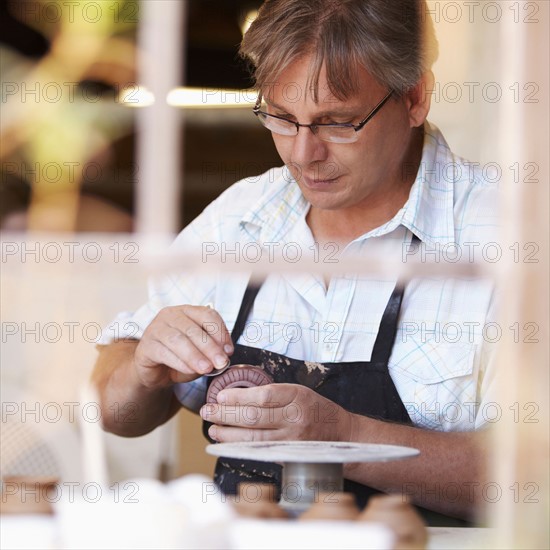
[200,385,304,430]
[159,322,224,374]
[135,305,234,378]
[207,424,279,443]
[180,305,233,354]
[200,386,304,430]
[200,385,349,443]
[166,305,233,371]
[201,402,286,429]
[216,384,297,407]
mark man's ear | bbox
[405,71,434,128]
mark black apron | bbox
[203,270,472,526]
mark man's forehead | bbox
[263,84,346,105]
[261,82,378,115]
[262,92,362,117]
[260,55,378,107]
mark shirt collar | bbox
[399,122,456,246]
[240,122,456,247]
[240,166,309,244]
[359,122,456,246]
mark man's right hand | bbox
[133,305,234,389]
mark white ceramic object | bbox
[54,476,235,549]
[230,518,395,550]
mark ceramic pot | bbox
[232,482,289,519]
[359,494,427,550]
[1,476,59,515]
[299,492,360,521]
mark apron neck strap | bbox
[370,233,420,363]
[231,281,262,342]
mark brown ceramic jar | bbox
[358,494,427,550]
[299,492,360,521]
[0,476,59,515]
[232,482,289,519]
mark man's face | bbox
[264,55,422,217]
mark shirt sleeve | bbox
[173,378,208,413]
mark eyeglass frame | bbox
[252,89,394,143]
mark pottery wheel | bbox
[207,441,419,514]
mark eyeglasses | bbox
[252,90,393,144]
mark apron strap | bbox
[370,233,420,364]
[231,281,262,342]
[369,284,405,364]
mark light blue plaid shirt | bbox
[102,123,500,431]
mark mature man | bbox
[93,0,498,524]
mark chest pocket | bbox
[390,338,477,431]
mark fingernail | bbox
[215,355,228,368]
[198,359,210,372]
[200,404,214,418]
[208,426,218,441]
[224,344,233,354]
[217,391,226,404]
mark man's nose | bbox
[290,126,329,167]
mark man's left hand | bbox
[199,383,354,443]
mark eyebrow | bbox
[263,97,359,119]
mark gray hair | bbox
[240,0,439,100]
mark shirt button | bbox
[324,343,334,352]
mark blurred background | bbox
[0,0,278,232]
[1,1,548,546]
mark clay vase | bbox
[0,476,59,515]
[299,492,360,521]
[232,482,289,519]
[358,494,427,550]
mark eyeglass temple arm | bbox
[354,90,394,131]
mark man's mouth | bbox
[302,174,341,189]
